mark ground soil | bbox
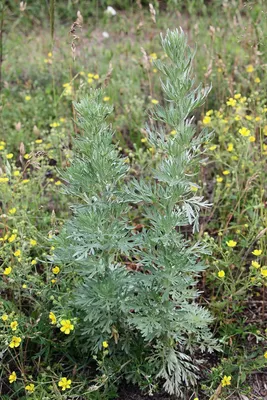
[118,385,173,399]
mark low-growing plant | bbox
[52,28,219,396]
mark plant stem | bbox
[0,4,4,95]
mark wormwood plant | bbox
[53,29,218,396]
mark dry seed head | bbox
[33,125,40,135]
[70,17,83,60]
[104,63,113,87]
[137,21,143,32]
[19,142,25,156]
[77,11,83,25]
[149,3,156,24]
[205,60,213,79]
[15,122,22,131]
[20,2,27,11]
[141,48,150,71]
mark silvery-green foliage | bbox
[53,29,218,397]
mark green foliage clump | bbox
[53,29,218,396]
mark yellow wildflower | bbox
[218,270,225,278]
[55,180,62,185]
[249,136,255,142]
[60,320,74,335]
[88,73,94,78]
[4,266,12,275]
[52,266,60,274]
[151,99,159,105]
[216,177,223,183]
[35,139,43,144]
[141,138,147,143]
[239,127,250,137]
[234,93,241,99]
[25,95,31,101]
[9,208,17,215]
[240,96,247,104]
[6,153,14,159]
[25,383,35,393]
[102,341,109,348]
[226,240,237,248]
[261,267,267,277]
[221,375,231,387]
[149,52,157,60]
[31,259,37,265]
[22,179,29,184]
[49,311,57,325]
[14,250,21,257]
[103,96,110,102]
[203,115,211,125]
[226,98,236,107]
[9,371,17,383]
[10,321,18,331]
[1,314,8,321]
[251,261,260,269]
[0,177,9,183]
[222,170,230,175]
[252,249,262,256]
[227,143,233,152]
[264,351,267,359]
[209,145,217,151]
[206,109,213,116]
[30,239,37,246]
[87,78,93,84]
[245,115,252,121]
[58,377,72,391]
[8,234,17,243]
[254,77,260,83]
[9,336,22,348]
[93,74,99,80]
[246,65,254,73]
[170,130,177,136]
[50,122,60,128]
[51,279,56,284]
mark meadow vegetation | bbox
[0,1,267,399]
